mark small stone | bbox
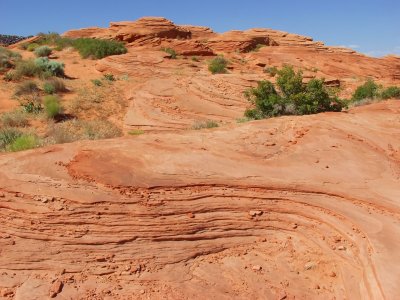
[304,262,316,270]
[187,212,195,218]
[0,192,5,198]
[314,284,320,289]
[139,289,145,294]
[329,271,337,277]
[1,288,14,297]
[124,265,131,271]
[49,280,63,298]
[15,192,24,198]
[338,245,346,250]
[249,210,263,217]
[252,265,262,271]
[292,224,298,229]
[95,256,106,262]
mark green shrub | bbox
[43,78,67,94]
[208,56,228,74]
[26,43,40,51]
[245,66,345,119]
[43,95,62,118]
[8,134,39,152]
[0,110,29,127]
[0,47,21,72]
[14,80,39,96]
[36,32,74,51]
[192,120,219,130]
[162,47,177,59]
[352,79,380,101]
[73,38,127,59]
[191,56,200,62]
[103,73,115,81]
[91,79,102,86]
[34,45,52,57]
[0,128,22,150]
[34,57,65,77]
[381,86,400,99]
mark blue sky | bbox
[1,0,399,57]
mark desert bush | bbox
[264,66,278,77]
[34,45,52,57]
[0,110,29,127]
[22,101,43,114]
[14,80,39,96]
[26,43,39,51]
[245,65,345,119]
[49,119,122,144]
[191,56,200,62]
[43,78,67,94]
[162,47,177,59]
[91,79,102,86]
[36,33,74,51]
[43,95,62,118]
[0,128,22,150]
[192,120,219,130]
[8,134,39,152]
[380,86,400,99]
[103,73,115,81]
[34,57,65,77]
[73,38,127,59]
[0,47,21,72]
[208,56,228,74]
[11,59,43,80]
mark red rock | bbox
[49,280,63,298]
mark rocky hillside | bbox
[0,17,399,299]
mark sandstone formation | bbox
[0,101,399,299]
[1,16,400,299]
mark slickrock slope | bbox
[64,17,400,132]
[0,100,399,299]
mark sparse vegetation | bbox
[14,80,40,96]
[0,128,22,151]
[208,56,228,74]
[91,79,103,86]
[34,46,52,57]
[0,47,21,72]
[48,119,122,144]
[191,56,200,62]
[103,74,115,81]
[8,134,39,152]
[162,47,177,59]
[0,110,29,127]
[264,66,278,77]
[26,43,39,51]
[245,65,345,119]
[350,79,400,106]
[381,86,400,99]
[43,95,62,118]
[43,78,67,94]
[192,120,219,130]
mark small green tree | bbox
[352,79,380,101]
